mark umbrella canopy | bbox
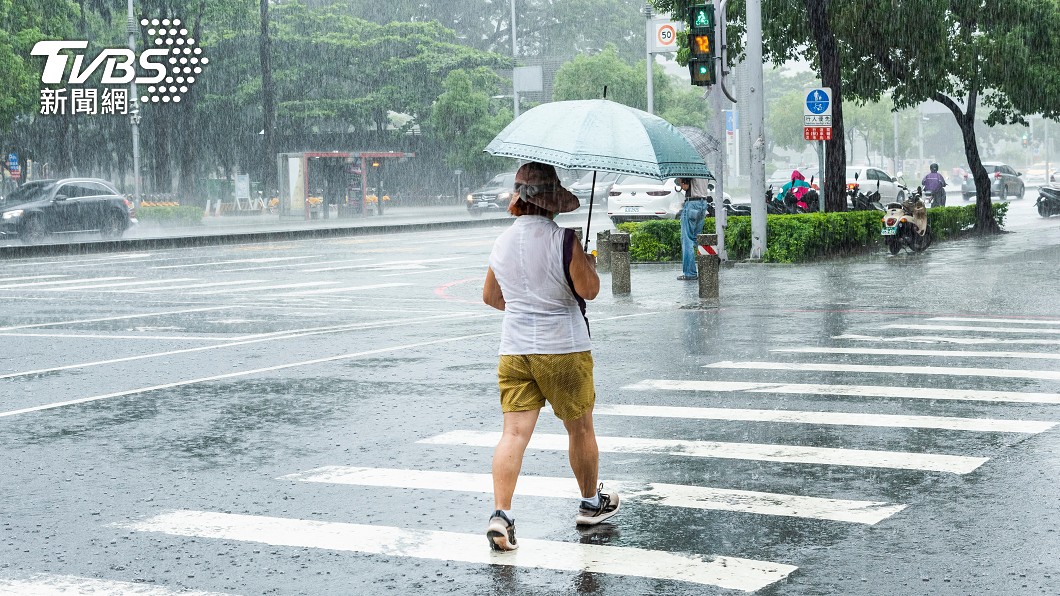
[677,126,722,164]
[484,99,714,180]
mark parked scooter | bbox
[881,184,931,254]
[1036,185,1060,217]
[851,181,885,211]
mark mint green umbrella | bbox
[484,99,714,180]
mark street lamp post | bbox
[511,0,519,118]
[127,0,142,206]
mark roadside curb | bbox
[0,216,514,259]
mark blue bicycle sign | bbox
[805,88,831,115]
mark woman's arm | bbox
[568,234,600,300]
[483,267,505,310]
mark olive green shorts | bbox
[497,351,595,421]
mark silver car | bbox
[569,171,621,209]
[606,175,683,225]
[961,162,1025,200]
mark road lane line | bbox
[623,379,1060,404]
[0,276,131,289]
[927,317,1060,326]
[0,306,232,332]
[833,334,1060,346]
[219,258,371,272]
[420,431,988,474]
[124,510,797,591]
[305,257,464,273]
[0,332,236,342]
[0,313,487,382]
[273,283,412,297]
[187,281,338,295]
[116,279,267,293]
[0,275,67,282]
[884,324,1060,335]
[595,404,1055,434]
[0,574,230,595]
[151,255,321,269]
[34,278,198,292]
[704,361,1060,381]
[0,332,494,419]
[282,466,906,525]
[772,346,1060,361]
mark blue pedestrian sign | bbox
[7,153,17,169]
[804,88,832,116]
[724,110,738,132]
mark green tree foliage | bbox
[0,0,77,130]
[428,69,512,175]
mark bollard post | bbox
[610,232,630,295]
[596,230,611,273]
[696,233,720,300]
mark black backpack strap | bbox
[562,228,590,337]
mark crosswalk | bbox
[8,312,1060,593]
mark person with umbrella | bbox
[676,176,713,280]
[482,161,620,552]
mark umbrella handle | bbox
[583,170,597,252]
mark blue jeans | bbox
[680,199,708,277]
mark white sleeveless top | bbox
[488,215,591,355]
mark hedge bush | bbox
[618,203,1008,263]
[136,205,204,226]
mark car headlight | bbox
[466,195,474,202]
[2,209,23,220]
[497,192,511,201]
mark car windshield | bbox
[574,171,619,185]
[614,174,664,186]
[2,182,55,206]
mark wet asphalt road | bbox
[1,197,1058,595]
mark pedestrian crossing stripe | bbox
[281,466,906,525]
[704,360,1060,381]
[0,574,231,595]
[772,346,1060,361]
[123,510,798,592]
[420,430,988,474]
[927,316,1060,326]
[834,333,1060,346]
[594,404,1055,434]
[624,378,1060,404]
[885,324,1060,335]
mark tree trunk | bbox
[260,0,277,192]
[805,0,846,211]
[936,92,998,234]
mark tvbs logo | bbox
[32,18,208,112]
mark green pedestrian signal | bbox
[686,4,716,86]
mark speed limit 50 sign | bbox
[651,18,683,53]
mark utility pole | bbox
[644,4,654,114]
[511,0,519,118]
[127,0,142,205]
[746,0,766,259]
[711,0,727,260]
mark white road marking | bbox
[833,334,1060,346]
[273,283,412,297]
[420,430,988,474]
[595,404,1055,434]
[704,360,1060,381]
[0,332,494,419]
[219,258,371,272]
[116,279,267,293]
[0,276,131,289]
[0,306,232,332]
[0,332,236,342]
[624,379,1060,405]
[305,257,464,272]
[0,313,485,381]
[380,265,484,278]
[151,255,321,269]
[0,574,229,595]
[928,316,1060,326]
[124,510,797,592]
[187,281,338,295]
[33,278,198,292]
[773,346,1060,361]
[282,466,906,525]
[0,275,67,282]
[884,324,1060,335]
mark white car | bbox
[607,175,684,225]
[846,166,905,203]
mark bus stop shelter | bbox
[276,150,415,218]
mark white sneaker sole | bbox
[575,499,621,526]
[487,520,518,551]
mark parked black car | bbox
[465,172,516,215]
[0,178,137,244]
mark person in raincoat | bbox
[780,169,812,202]
[481,161,620,552]
[921,163,947,206]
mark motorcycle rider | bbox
[779,169,812,211]
[921,163,947,207]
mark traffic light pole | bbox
[711,0,727,261]
[746,0,766,259]
[644,5,654,114]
